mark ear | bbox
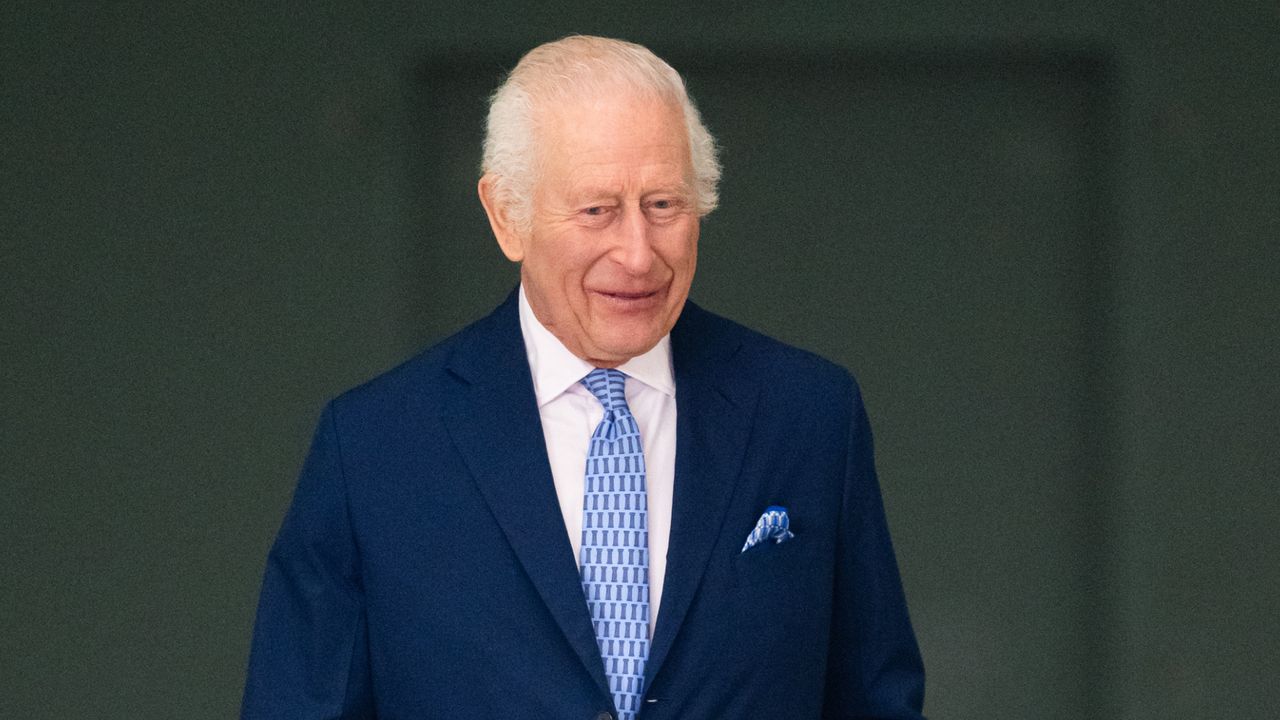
[477,174,525,263]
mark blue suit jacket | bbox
[242,292,925,719]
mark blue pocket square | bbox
[741,505,795,552]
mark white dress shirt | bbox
[517,286,675,638]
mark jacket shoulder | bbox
[328,329,453,414]
[323,297,515,427]
[677,301,859,399]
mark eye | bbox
[576,204,616,226]
[646,197,684,220]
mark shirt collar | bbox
[518,284,675,407]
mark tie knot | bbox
[582,368,630,416]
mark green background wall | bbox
[4,2,1277,718]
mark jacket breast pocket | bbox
[730,532,809,590]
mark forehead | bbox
[534,93,691,183]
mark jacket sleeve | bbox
[823,377,926,719]
[241,402,375,719]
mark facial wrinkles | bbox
[515,93,698,365]
[560,147,689,205]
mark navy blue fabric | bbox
[241,290,926,719]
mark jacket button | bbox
[595,713,614,720]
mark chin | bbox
[593,334,659,362]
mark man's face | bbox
[490,93,699,367]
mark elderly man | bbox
[242,35,925,720]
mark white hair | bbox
[481,35,721,231]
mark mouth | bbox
[600,289,657,299]
[592,288,663,310]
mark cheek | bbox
[559,255,601,301]
[656,224,698,271]
[531,234,591,282]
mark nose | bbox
[611,206,656,275]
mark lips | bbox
[592,288,663,310]
[598,290,657,300]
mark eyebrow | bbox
[644,182,694,198]
[567,187,623,206]
[569,182,693,202]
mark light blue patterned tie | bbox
[580,368,649,720]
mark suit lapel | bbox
[644,303,758,688]
[440,296,757,695]
[441,292,611,697]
